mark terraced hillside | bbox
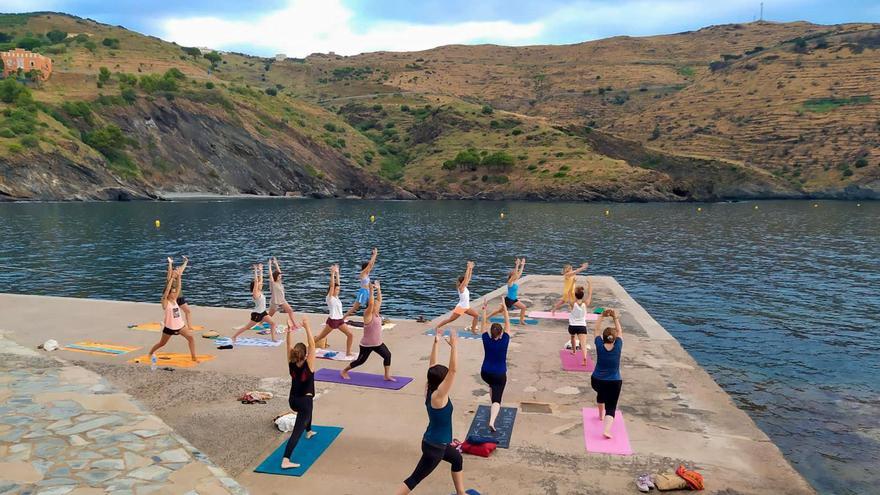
[1,12,877,200]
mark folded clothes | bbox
[466,435,497,445]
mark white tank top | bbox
[569,302,587,326]
[253,293,267,313]
[326,295,343,319]
[457,287,470,309]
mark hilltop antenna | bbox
[760,2,764,21]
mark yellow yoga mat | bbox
[128,322,205,332]
[128,353,216,368]
[63,341,140,356]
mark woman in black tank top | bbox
[281,318,317,470]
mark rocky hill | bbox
[1,12,877,201]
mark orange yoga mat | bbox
[128,352,215,368]
[128,322,205,332]
[63,341,140,356]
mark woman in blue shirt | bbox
[591,309,623,439]
[489,257,527,325]
[478,298,512,431]
[396,331,466,495]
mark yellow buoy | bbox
[754,205,759,210]
[500,212,505,219]
[857,203,861,207]
[813,204,819,208]
[697,207,702,212]
[604,209,610,216]
[154,220,160,228]
[370,215,376,223]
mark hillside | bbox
[1,12,877,201]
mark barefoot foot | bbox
[340,370,350,380]
[384,376,397,382]
[280,459,300,469]
[305,430,317,439]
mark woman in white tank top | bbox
[567,283,593,367]
[148,257,199,363]
[434,261,480,335]
[231,263,277,344]
[314,264,355,357]
[267,257,298,331]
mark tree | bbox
[265,87,277,96]
[98,67,111,84]
[481,104,493,115]
[181,46,201,57]
[83,125,128,159]
[0,78,31,104]
[481,151,515,172]
[16,37,43,50]
[102,37,120,49]
[46,30,67,44]
[83,40,97,53]
[120,87,136,104]
[0,32,12,43]
[203,51,222,65]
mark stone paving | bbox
[0,333,248,495]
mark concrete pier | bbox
[0,275,815,494]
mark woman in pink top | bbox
[148,257,198,362]
[341,280,394,381]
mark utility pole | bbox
[760,2,764,21]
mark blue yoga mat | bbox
[254,425,343,477]
[466,405,517,449]
[489,316,538,325]
[424,328,481,340]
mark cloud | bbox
[160,0,544,56]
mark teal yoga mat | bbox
[254,425,343,477]
[489,316,538,325]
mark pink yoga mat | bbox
[529,311,599,321]
[582,409,632,455]
[559,349,594,372]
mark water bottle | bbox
[150,354,157,371]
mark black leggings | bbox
[590,377,623,417]
[283,395,313,460]
[480,371,507,404]
[403,440,463,490]
[349,343,391,369]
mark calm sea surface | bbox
[1,199,877,494]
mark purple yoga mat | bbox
[559,349,594,372]
[314,368,413,390]
[529,311,599,321]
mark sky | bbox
[2,0,879,57]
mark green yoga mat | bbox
[254,425,343,477]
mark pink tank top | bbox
[164,300,185,330]
[360,314,382,347]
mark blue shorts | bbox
[356,288,370,305]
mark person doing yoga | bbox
[267,256,297,331]
[479,299,511,432]
[551,262,589,314]
[280,318,317,469]
[395,331,466,495]
[314,264,354,357]
[567,284,593,367]
[344,247,378,320]
[340,280,394,381]
[434,261,479,335]
[591,309,624,439]
[166,256,195,331]
[488,257,527,325]
[148,258,198,362]
[231,264,277,343]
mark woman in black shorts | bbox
[567,286,591,367]
[166,255,195,331]
[232,264,277,343]
[479,299,512,431]
[148,257,198,363]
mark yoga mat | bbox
[315,349,356,361]
[128,353,216,368]
[314,368,412,390]
[529,311,599,321]
[128,322,206,332]
[423,329,481,340]
[559,349,594,372]
[345,320,396,330]
[254,425,343,477]
[466,405,517,449]
[63,341,140,356]
[582,409,632,455]
[489,316,538,325]
[214,337,283,347]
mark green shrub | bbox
[0,128,14,138]
[511,129,522,135]
[553,171,567,178]
[19,135,38,147]
[98,66,111,83]
[101,37,120,49]
[61,101,93,122]
[120,87,136,104]
[181,46,201,57]
[559,165,570,172]
[7,143,22,153]
[379,156,405,181]
[82,125,128,159]
[0,78,31,104]
[323,122,337,132]
[400,104,410,112]
[203,51,222,65]
[527,164,537,171]
[46,30,67,43]
[482,151,515,171]
[16,37,42,50]
[205,81,215,89]
[481,104,493,115]
[265,87,277,96]
[83,40,97,53]
[854,158,869,168]
[842,168,854,177]
[116,73,138,87]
